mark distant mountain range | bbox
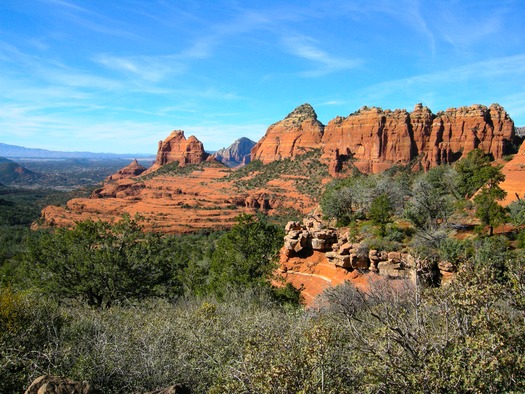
[212,137,256,167]
[0,142,155,159]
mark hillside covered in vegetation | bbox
[2,145,525,392]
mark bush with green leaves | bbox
[320,172,409,227]
[318,247,525,393]
[0,287,63,394]
[4,241,525,393]
[404,166,458,231]
[27,215,182,308]
[208,213,286,299]
[369,193,393,237]
[509,198,525,226]
[455,148,502,199]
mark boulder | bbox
[438,260,456,273]
[333,255,352,268]
[24,375,99,394]
[351,254,370,270]
[338,242,353,255]
[285,221,302,232]
[311,237,327,251]
[377,261,409,278]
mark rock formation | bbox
[322,107,415,173]
[213,137,256,167]
[24,375,190,394]
[251,103,325,163]
[279,217,451,304]
[106,159,147,181]
[252,103,516,174]
[500,141,525,205]
[149,130,208,172]
[37,102,520,234]
[322,103,515,173]
[24,375,99,394]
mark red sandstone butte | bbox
[251,103,324,163]
[321,103,515,174]
[252,103,515,174]
[147,130,209,173]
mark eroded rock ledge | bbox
[283,218,416,279]
[280,217,457,303]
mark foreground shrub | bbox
[0,288,63,394]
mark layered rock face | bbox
[213,137,256,167]
[251,104,325,163]
[322,107,416,173]
[423,103,515,169]
[322,103,515,173]
[152,130,208,170]
[253,103,515,174]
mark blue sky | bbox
[1,0,524,154]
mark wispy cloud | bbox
[316,100,348,107]
[282,35,361,77]
[0,101,266,153]
[354,53,525,120]
[94,54,186,82]
[433,3,504,51]
[40,0,137,39]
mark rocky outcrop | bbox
[24,375,99,394]
[24,375,190,394]
[322,107,415,173]
[422,103,515,169]
[251,104,325,163]
[322,103,515,173]
[279,216,455,304]
[500,140,525,205]
[106,159,147,181]
[251,103,515,174]
[213,137,256,167]
[283,218,415,278]
[150,130,209,172]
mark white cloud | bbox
[282,35,361,77]
[362,54,525,99]
[94,54,186,82]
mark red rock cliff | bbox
[149,130,209,172]
[322,106,415,173]
[251,103,325,163]
[422,103,515,170]
[254,103,515,173]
